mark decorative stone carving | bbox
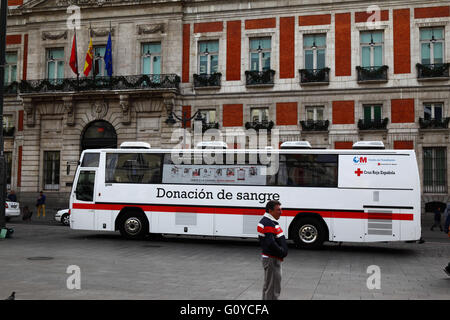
[42,30,68,41]
[137,23,165,35]
[90,28,115,38]
[23,98,35,127]
[119,95,131,125]
[162,93,176,116]
[63,97,75,126]
[91,101,108,119]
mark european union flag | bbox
[104,32,113,76]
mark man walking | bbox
[257,200,288,300]
[36,191,46,218]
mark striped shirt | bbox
[257,213,288,261]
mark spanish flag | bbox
[83,37,93,76]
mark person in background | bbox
[7,190,17,202]
[36,191,46,218]
[443,202,450,234]
[430,206,443,232]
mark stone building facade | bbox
[3,0,450,210]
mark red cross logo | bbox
[355,168,363,176]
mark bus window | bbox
[277,154,338,187]
[106,153,162,184]
[162,152,268,186]
[75,171,96,201]
[81,153,100,167]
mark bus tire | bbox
[292,217,326,249]
[118,210,149,240]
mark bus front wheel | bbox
[118,211,149,240]
[292,217,326,249]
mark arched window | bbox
[81,120,117,151]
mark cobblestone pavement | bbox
[0,216,449,300]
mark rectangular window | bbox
[423,147,447,193]
[420,27,444,65]
[106,153,162,184]
[363,104,382,122]
[198,40,219,74]
[251,108,269,123]
[305,106,324,121]
[81,153,100,168]
[360,31,383,67]
[277,154,338,188]
[44,151,60,190]
[142,43,162,75]
[75,171,95,202]
[46,48,64,82]
[93,46,106,77]
[4,53,17,84]
[424,103,443,121]
[199,109,217,124]
[303,34,326,70]
[250,38,271,71]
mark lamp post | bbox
[0,0,8,230]
[166,110,204,148]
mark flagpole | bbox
[75,27,79,90]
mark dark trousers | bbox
[262,257,282,300]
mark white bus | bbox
[69,142,421,248]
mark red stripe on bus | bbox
[71,203,414,221]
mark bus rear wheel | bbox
[118,211,149,240]
[292,217,326,249]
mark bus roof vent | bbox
[120,142,151,149]
[352,141,385,150]
[280,141,312,149]
[195,141,228,149]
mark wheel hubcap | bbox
[299,224,318,243]
[124,218,142,235]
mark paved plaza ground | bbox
[0,213,449,300]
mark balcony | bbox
[19,74,180,94]
[299,120,329,132]
[245,69,275,87]
[356,66,388,83]
[245,120,274,131]
[3,127,15,137]
[3,82,19,95]
[193,73,221,89]
[419,117,450,129]
[299,68,330,85]
[358,118,389,130]
[416,63,450,80]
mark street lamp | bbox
[165,110,205,148]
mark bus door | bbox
[72,170,97,230]
[364,207,400,242]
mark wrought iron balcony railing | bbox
[245,69,275,86]
[3,127,15,137]
[3,81,19,94]
[416,63,450,79]
[358,118,389,130]
[356,65,389,82]
[299,120,329,132]
[19,74,180,94]
[299,68,330,84]
[419,117,450,129]
[193,73,222,88]
[245,120,274,131]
